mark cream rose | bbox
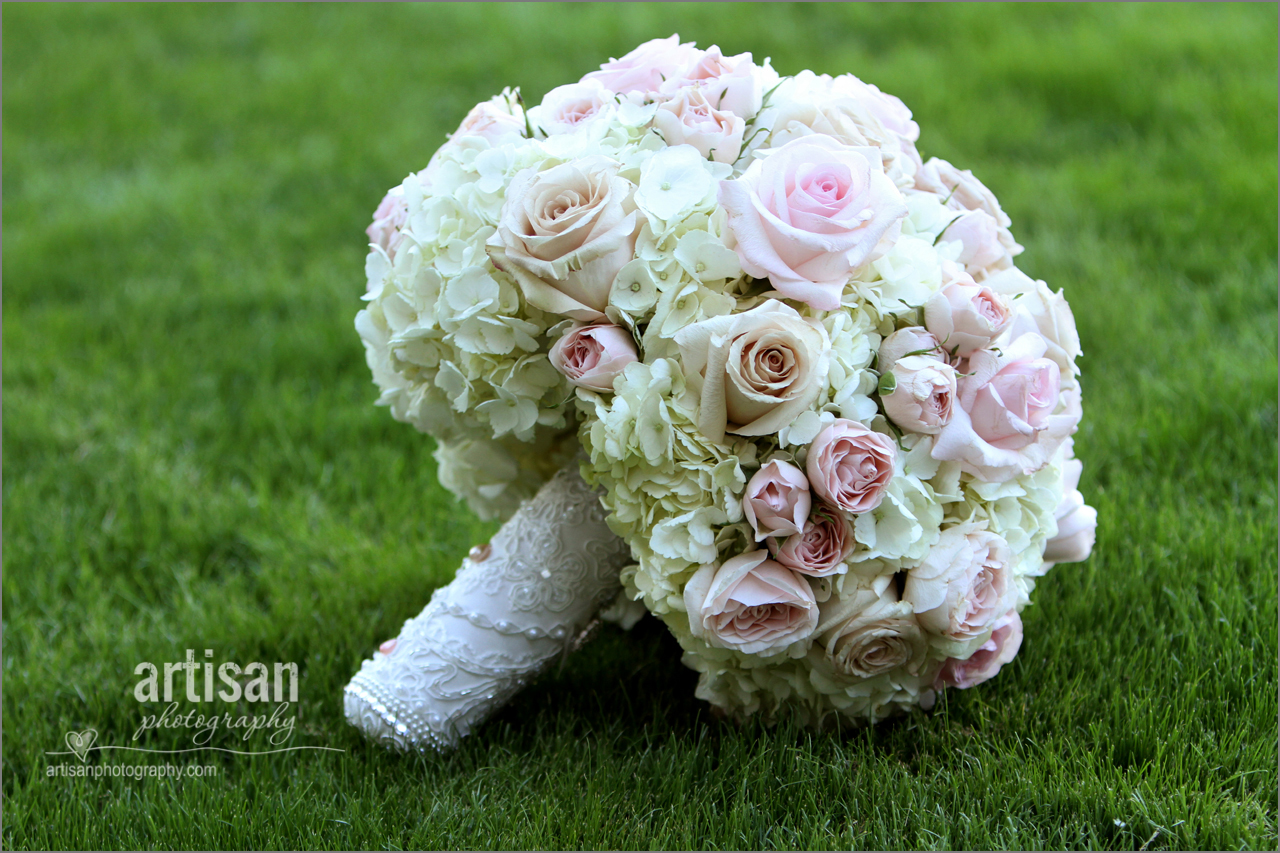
[549,324,639,392]
[932,332,1082,481]
[683,551,818,656]
[817,581,926,679]
[743,460,812,541]
[923,271,1012,358]
[674,299,830,444]
[902,523,1015,647]
[652,86,745,164]
[719,136,908,310]
[935,610,1022,690]
[882,355,957,435]
[768,505,854,577]
[489,157,639,322]
[805,419,896,514]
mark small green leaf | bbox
[878,371,897,396]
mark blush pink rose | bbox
[923,271,1013,358]
[931,332,1082,481]
[367,189,409,262]
[683,551,818,656]
[768,505,854,577]
[582,34,702,95]
[719,135,908,310]
[882,355,957,435]
[916,157,1022,267]
[549,324,639,392]
[805,419,897,514]
[935,609,1022,690]
[902,523,1015,646]
[529,82,612,136]
[653,86,745,164]
[969,358,1060,450]
[943,209,1011,274]
[743,460,812,541]
[1042,453,1098,567]
[661,44,765,118]
[453,95,526,145]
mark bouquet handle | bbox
[344,462,631,751]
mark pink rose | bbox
[984,266,1082,376]
[683,551,818,655]
[835,74,924,181]
[653,86,745,164]
[488,156,639,322]
[719,136,908,310]
[549,324,639,391]
[916,157,1022,267]
[942,209,1011,274]
[843,77,920,147]
[768,505,854,577]
[882,355,957,435]
[878,326,944,374]
[529,82,612,136]
[915,157,1007,224]
[582,35,702,95]
[935,610,1022,690]
[661,44,765,118]
[453,95,526,145]
[1042,454,1097,567]
[932,333,1081,481]
[806,419,896,514]
[743,460,812,541]
[969,357,1060,450]
[903,523,1015,646]
[367,189,409,263]
[923,271,1013,358]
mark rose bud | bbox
[768,505,854,577]
[743,460,812,541]
[923,273,1013,358]
[878,326,944,374]
[549,324,639,392]
[882,355,957,434]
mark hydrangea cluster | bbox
[357,36,1098,725]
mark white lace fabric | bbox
[344,463,631,751]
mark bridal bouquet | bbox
[351,35,1097,746]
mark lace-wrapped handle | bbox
[344,463,631,751]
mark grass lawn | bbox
[3,3,1277,849]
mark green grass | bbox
[3,3,1276,849]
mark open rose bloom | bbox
[355,35,1096,740]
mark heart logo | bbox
[65,729,97,762]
